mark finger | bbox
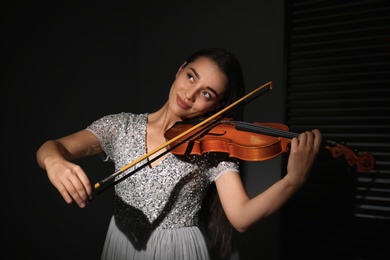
[56,182,74,205]
[64,164,91,205]
[312,129,322,150]
[290,135,299,151]
[55,171,88,208]
[67,174,90,207]
[304,131,314,149]
[76,172,93,199]
[297,131,308,147]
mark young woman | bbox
[36,47,322,259]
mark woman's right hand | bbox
[36,130,102,208]
[45,156,93,208]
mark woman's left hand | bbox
[284,129,322,187]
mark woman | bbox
[36,47,322,259]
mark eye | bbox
[202,91,212,100]
[187,73,195,83]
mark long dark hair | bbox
[185,47,245,259]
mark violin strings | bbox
[234,121,344,149]
[232,121,299,139]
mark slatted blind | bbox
[281,0,390,259]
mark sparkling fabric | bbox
[86,112,239,260]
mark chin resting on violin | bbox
[36,47,322,260]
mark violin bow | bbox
[93,81,273,192]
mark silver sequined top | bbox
[86,112,239,230]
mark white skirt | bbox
[101,216,210,260]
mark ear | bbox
[175,62,187,78]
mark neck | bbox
[148,102,182,133]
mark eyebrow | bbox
[189,67,219,97]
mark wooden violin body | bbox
[164,120,291,161]
[164,119,375,173]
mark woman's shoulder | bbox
[87,112,147,131]
[95,112,147,124]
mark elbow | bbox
[230,219,251,233]
[235,226,247,233]
[229,212,270,233]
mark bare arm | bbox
[36,130,103,208]
[216,129,322,232]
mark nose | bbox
[185,88,196,102]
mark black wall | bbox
[2,1,285,259]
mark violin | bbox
[164,118,375,173]
[93,81,374,194]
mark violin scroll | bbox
[325,144,375,172]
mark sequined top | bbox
[86,112,239,231]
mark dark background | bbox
[2,1,286,259]
[4,1,389,259]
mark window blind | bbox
[281,0,390,259]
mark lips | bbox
[176,95,191,109]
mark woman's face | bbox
[168,57,228,119]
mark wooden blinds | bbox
[281,0,390,259]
